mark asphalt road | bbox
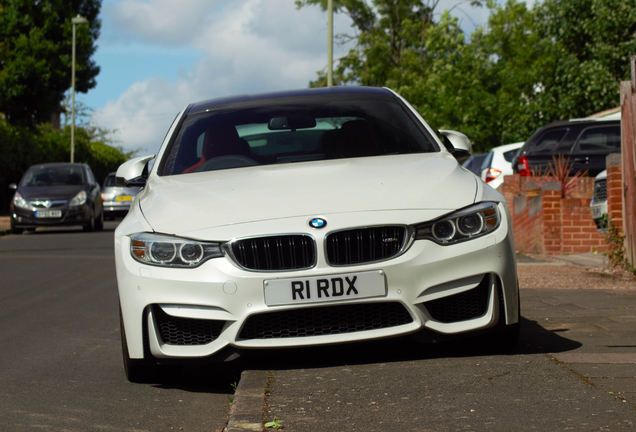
[0,222,238,432]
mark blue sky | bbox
[79,0,495,155]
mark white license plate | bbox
[264,270,386,306]
[35,210,62,218]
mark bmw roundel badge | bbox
[309,217,327,229]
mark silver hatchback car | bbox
[102,172,141,219]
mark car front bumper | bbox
[103,199,132,215]
[591,200,608,230]
[115,203,519,361]
[11,205,92,228]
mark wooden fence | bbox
[620,56,636,265]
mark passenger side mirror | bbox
[116,155,156,187]
[439,130,472,158]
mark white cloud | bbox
[105,0,224,46]
[94,77,196,154]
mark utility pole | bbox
[70,14,89,163]
[327,0,333,87]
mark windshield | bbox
[21,166,85,187]
[160,97,439,176]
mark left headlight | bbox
[129,232,223,268]
[414,202,501,245]
[70,190,87,207]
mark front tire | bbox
[491,322,520,352]
[120,307,155,383]
[485,288,521,352]
[95,209,104,231]
[10,218,23,235]
[83,209,96,232]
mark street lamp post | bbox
[70,14,89,163]
[327,0,333,87]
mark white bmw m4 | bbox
[114,86,519,382]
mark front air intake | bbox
[423,275,491,323]
[239,302,413,339]
[152,305,225,345]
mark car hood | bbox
[140,153,478,235]
[18,185,85,200]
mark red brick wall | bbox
[502,175,606,255]
[561,198,604,254]
[606,158,623,230]
[542,189,563,254]
[510,197,543,254]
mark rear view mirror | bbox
[268,114,317,131]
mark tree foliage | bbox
[299,0,636,152]
[0,0,101,127]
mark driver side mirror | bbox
[439,130,472,159]
[116,155,156,187]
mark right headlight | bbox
[129,232,223,268]
[13,192,31,210]
[414,202,501,245]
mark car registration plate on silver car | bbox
[35,210,62,218]
[264,270,386,306]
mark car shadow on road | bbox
[148,364,244,395]
[236,315,581,372]
[148,315,581,392]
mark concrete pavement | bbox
[0,216,9,233]
[228,252,636,431]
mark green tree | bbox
[533,0,636,120]
[296,0,483,88]
[473,0,636,144]
[0,0,101,127]
[298,0,636,152]
[468,0,550,145]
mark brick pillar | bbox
[501,174,521,216]
[561,197,605,253]
[541,181,562,254]
[606,153,623,230]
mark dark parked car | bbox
[9,163,103,234]
[513,118,620,177]
[102,172,142,219]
